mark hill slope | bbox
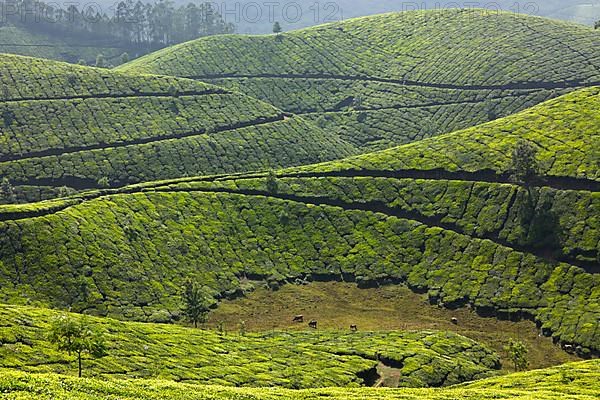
[0,88,597,352]
[0,304,499,388]
[0,360,598,399]
[119,9,600,150]
[0,54,356,202]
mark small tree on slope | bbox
[505,338,529,372]
[273,21,282,34]
[182,279,212,328]
[509,140,540,189]
[48,315,107,378]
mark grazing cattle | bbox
[350,324,358,332]
[451,317,458,325]
[292,315,304,323]
[308,320,318,329]
[563,344,574,352]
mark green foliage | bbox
[0,54,356,196]
[0,305,499,388]
[95,54,105,68]
[0,177,15,203]
[121,52,130,64]
[287,87,600,181]
[0,186,597,351]
[273,22,282,34]
[510,140,540,185]
[181,279,212,327]
[96,177,110,189]
[119,10,600,150]
[48,315,107,377]
[0,359,598,399]
[504,338,529,372]
[266,171,279,193]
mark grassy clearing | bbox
[205,282,579,372]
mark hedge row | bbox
[121,10,600,86]
[0,190,597,350]
[289,87,600,181]
[0,117,356,186]
[0,94,280,157]
[0,360,598,399]
[0,54,207,101]
[0,305,499,388]
[170,176,599,265]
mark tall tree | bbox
[182,279,212,328]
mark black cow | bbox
[451,317,458,325]
[292,315,304,323]
[308,320,318,329]
[350,324,358,332]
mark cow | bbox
[308,320,318,329]
[451,317,458,325]
[292,315,304,323]
[350,324,358,332]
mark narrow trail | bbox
[0,89,229,104]
[192,73,600,91]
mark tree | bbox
[182,279,212,328]
[120,52,130,64]
[95,54,105,68]
[505,338,529,371]
[0,177,16,203]
[595,20,600,29]
[266,171,278,193]
[273,21,282,34]
[48,315,106,378]
[509,140,540,187]
[97,177,110,188]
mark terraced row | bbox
[2,360,599,400]
[0,305,499,388]
[157,176,598,268]
[209,78,567,149]
[0,54,357,198]
[288,87,600,182]
[0,188,597,352]
[120,9,600,150]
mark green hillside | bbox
[0,304,499,388]
[0,87,597,353]
[119,9,600,150]
[0,360,598,399]
[0,54,356,202]
[286,87,600,182]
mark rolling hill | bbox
[0,360,598,399]
[0,88,597,353]
[119,9,600,150]
[0,53,356,203]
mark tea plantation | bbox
[119,9,600,150]
[0,85,597,354]
[0,360,598,399]
[287,87,600,182]
[0,305,500,388]
[0,54,356,201]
